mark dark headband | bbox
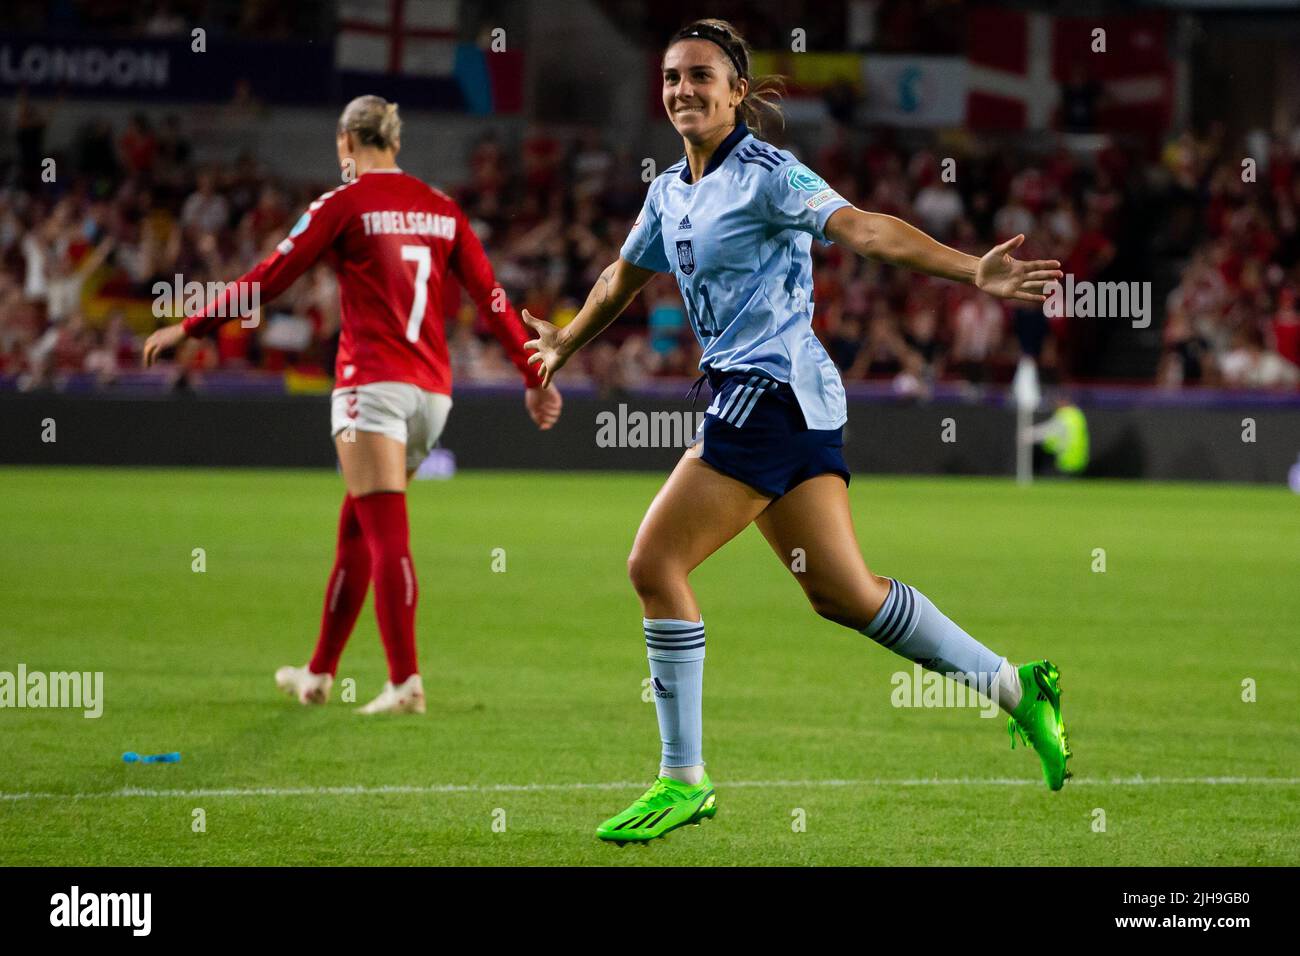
[672,25,748,79]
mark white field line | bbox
[2,776,1299,803]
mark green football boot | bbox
[596,774,717,845]
[1007,660,1073,791]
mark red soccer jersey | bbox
[182,168,541,393]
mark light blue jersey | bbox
[620,121,852,429]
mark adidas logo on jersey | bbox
[678,215,691,230]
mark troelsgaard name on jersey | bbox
[361,210,457,239]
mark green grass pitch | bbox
[1,467,1297,866]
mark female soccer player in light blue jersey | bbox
[524,19,1073,844]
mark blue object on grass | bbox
[123,751,181,764]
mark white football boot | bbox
[356,673,426,715]
[275,665,333,705]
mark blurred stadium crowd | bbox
[2,84,1299,395]
[1157,126,1300,390]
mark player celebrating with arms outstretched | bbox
[145,96,561,714]
[524,20,1070,844]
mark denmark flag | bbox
[966,8,1172,132]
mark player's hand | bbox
[142,323,188,367]
[975,234,1062,303]
[525,385,562,430]
[521,309,568,389]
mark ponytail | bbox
[338,95,402,150]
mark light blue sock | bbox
[644,617,705,768]
[861,579,1005,697]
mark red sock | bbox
[308,494,371,676]
[353,491,419,684]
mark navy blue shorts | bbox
[691,369,851,498]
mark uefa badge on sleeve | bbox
[786,165,826,192]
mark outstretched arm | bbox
[449,208,544,390]
[448,206,565,429]
[521,257,656,388]
[824,207,1061,303]
[143,190,346,365]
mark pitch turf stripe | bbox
[4,777,1300,803]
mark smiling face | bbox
[661,39,746,142]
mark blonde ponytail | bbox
[338,95,402,150]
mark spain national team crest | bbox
[676,239,696,276]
